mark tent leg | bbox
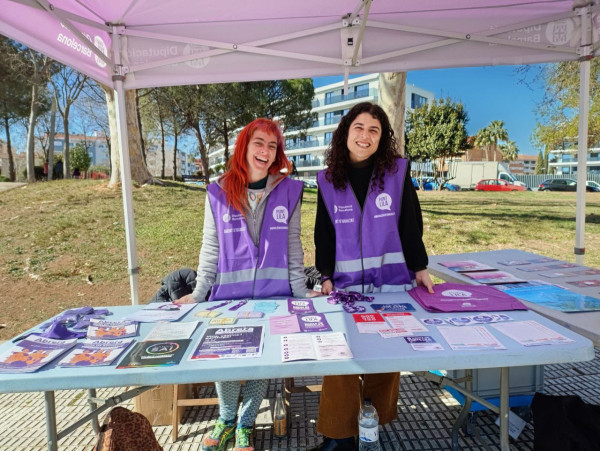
[112,28,140,305]
[575,7,592,266]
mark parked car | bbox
[539,178,599,192]
[586,180,600,190]
[475,179,527,191]
[302,179,318,188]
[412,177,460,191]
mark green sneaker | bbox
[202,418,236,451]
[233,426,254,451]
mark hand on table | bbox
[320,279,333,295]
[415,269,434,294]
[173,294,198,304]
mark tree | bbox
[379,72,407,155]
[50,64,88,178]
[70,142,92,174]
[405,97,470,186]
[500,140,519,162]
[530,60,600,151]
[534,149,545,174]
[0,37,32,181]
[476,120,509,162]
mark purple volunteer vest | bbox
[207,177,303,301]
[317,158,414,293]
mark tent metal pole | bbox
[112,27,140,305]
[575,6,592,265]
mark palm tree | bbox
[500,140,519,162]
[474,128,494,161]
[487,120,509,162]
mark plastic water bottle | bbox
[273,390,287,438]
[358,398,381,450]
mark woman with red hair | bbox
[177,118,306,451]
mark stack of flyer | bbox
[0,336,77,373]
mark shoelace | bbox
[327,290,374,313]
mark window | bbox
[411,93,428,109]
[324,132,332,145]
[325,110,344,125]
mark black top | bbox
[314,158,428,278]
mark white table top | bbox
[429,249,600,346]
[0,292,593,394]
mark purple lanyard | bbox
[206,300,232,311]
[327,290,374,313]
[229,299,248,311]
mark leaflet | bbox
[404,336,444,351]
[117,339,191,368]
[352,313,387,333]
[57,338,134,367]
[86,319,138,340]
[439,260,496,272]
[143,321,200,341]
[370,303,415,312]
[123,303,196,322]
[287,298,316,314]
[281,332,353,362]
[462,271,525,285]
[567,279,600,288]
[0,336,77,373]
[437,326,506,351]
[491,320,575,346]
[269,313,332,334]
[381,312,428,333]
[188,326,264,360]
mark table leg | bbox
[499,367,510,451]
[88,389,99,433]
[44,391,58,451]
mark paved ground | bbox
[1,346,599,450]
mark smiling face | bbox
[245,129,278,183]
[346,113,382,163]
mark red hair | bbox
[220,118,291,214]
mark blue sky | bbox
[314,65,548,157]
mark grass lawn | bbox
[1,179,599,340]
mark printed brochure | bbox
[439,260,496,272]
[58,338,134,367]
[281,332,353,362]
[0,336,77,373]
[117,339,191,368]
[188,326,264,360]
[86,319,138,340]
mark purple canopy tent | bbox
[0,2,599,448]
[1,0,597,298]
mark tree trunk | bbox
[47,97,56,181]
[378,72,407,155]
[193,123,210,184]
[135,90,146,164]
[104,86,155,188]
[172,132,178,181]
[3,116,15,182]
[26,81,39,183]
[223,119,230,163]
[160,114,165,178]
[63,110,70,178]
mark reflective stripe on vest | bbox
[207,177,302,300]
[317,158,413,293]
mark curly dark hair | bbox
[324,102,400,192]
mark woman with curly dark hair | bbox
[311,102,434,451]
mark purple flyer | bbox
[287,298,316,314]
[298,314,332,333]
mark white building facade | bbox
[208,74,434,180]
[548,139,600,175]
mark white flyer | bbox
[143,321,200,341]
[281,332,353,362]
[382,312,428,333]
[491,320,575,346]
[438,325,506,351]
[123,303,196,322]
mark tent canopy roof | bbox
[2,0,598,89]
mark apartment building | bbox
[548,139,600,175]
[508,154,537,174]
[53,132,110,167]
[208,74,434,180]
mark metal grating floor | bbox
[1,347,599,450]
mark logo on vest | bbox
[375,193,392,211]
[273,206,289,224]
[334,204,353,214]
[222,213,231,223]
[441,289,473,298]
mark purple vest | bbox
[317,159,414,293]
[207,177,303,301]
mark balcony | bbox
[324,88,377,106]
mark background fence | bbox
[514,173,600,189]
